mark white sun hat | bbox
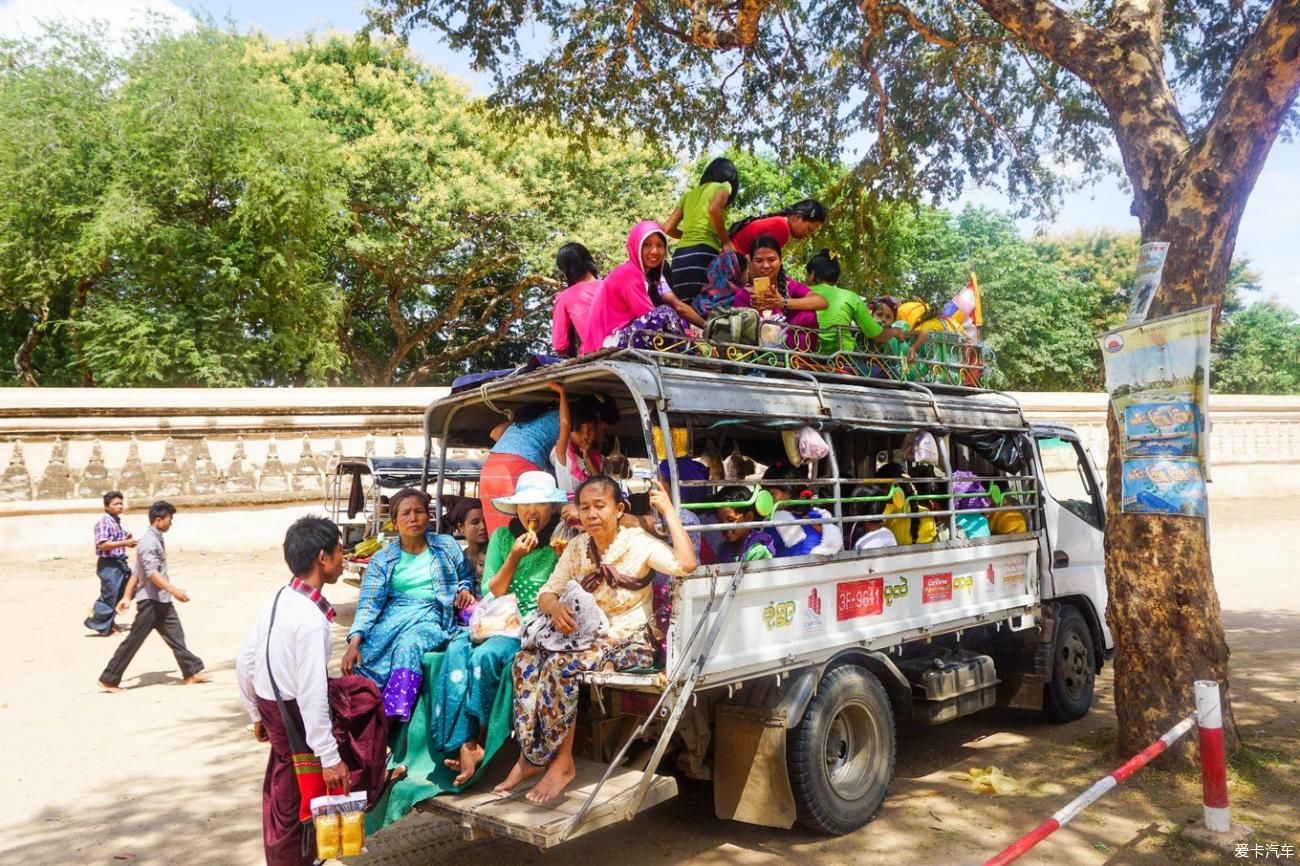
[492,470,569,514]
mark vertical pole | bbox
[1195,679,1230,833]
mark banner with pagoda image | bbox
[1097,307,1213,518]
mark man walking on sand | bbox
[237,516,389,866]
[85,490,136,636]
[98,501,208,692]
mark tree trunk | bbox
[1101,173,1245,759]
[1103,411,1238,759]
[13,302,50,387]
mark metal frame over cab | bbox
[416,352,1112,847]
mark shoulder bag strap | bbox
[266,587,311,755]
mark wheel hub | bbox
[822,700,879,801]
[1059,629,1092,698]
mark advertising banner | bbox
[1127,242,1170,324]
[1098,307,1213,517]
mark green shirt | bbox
[391,548,435,598]
[676,182,731,250]
[482,526,559,618]
[809,283,882,354]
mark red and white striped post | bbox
[1195,679,1230,833]
[983,713,1196,866]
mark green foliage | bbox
[75,26,346,386]
[249,32,675,384]
[369,0,1296,222]
[0,25,674,386]
[0,24,117,384]
[1212,301,1300,395]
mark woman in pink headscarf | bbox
[580,221,689,354]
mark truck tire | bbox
[786,665,896,835]
[1044,604,1096,722]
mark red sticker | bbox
[837,578,884,621]
[922,572,953,604]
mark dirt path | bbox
[1,496,1295,865]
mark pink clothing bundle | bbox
[579,220,668,354]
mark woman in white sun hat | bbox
[428,470,567,787]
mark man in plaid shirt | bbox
[85,490,135,636]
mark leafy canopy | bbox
[369,0,1298,218]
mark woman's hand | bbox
[454,589,476,610]
[510,531,539,559]
[648,478,674,517]
[561,502,580,525]
[548,381,566,398]
[544,596,577,634]
[341,638,361,676]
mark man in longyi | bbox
[237,516,389,866]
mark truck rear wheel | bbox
[787,665,896,835]
[1044,604,1096,722]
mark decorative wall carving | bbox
[1,390,1296,507]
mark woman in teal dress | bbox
[343,487,476,722]
[431,471,567,785]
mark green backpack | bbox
[704,306,760,346]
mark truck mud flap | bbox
[713,704,797,829]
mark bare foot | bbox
[444,741,486,787]
[526,756,577,804]
[181,672,211,685]
[493,755,544,794]
[97,681,124,693]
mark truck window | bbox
[1038,436,1102,529]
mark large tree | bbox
[0,24,345,387]
[372,0,1300,752]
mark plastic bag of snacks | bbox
[468,593,523,643]
[311,791,368,859]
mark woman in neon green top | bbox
[804,250,904,357]
[430,471,567,787]
[662,157,739,309]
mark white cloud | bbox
[0,0,194,42]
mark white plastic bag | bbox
[468,593,523,643]
[798,426,830,461]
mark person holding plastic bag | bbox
[495,476,697,804]
[429,471,567,786]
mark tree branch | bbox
[399,275,554,384]
[969,0,1110,87]
[1196,0,1300,192]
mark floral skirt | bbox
[511,629,655,766]
[608,305,687,350]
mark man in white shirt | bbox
[237,516,388,866]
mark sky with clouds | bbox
[3,0,1297,312]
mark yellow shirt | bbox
[883,502,937,545]
[540,526,689,640]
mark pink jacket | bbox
[551,279,602,354]
[580,221,667,354]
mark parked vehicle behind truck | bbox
[414,349,1112,848]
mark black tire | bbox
[1044,604,1096,722]
[787,665,896,835]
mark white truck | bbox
[416,350,1111,848]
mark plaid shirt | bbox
[94,514,128,560]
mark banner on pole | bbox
[1098,307,1213,517]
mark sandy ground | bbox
[2,495,1297,866]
